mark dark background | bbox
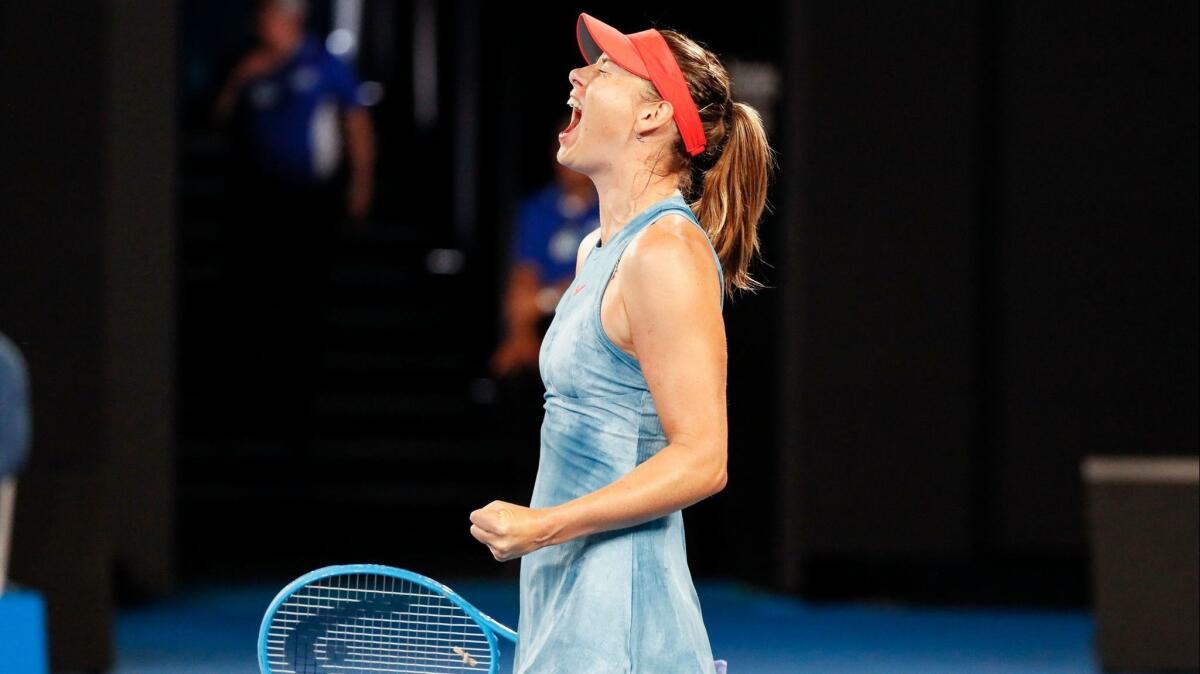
[0,0,1195,670]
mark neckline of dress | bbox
[596,191,685,249]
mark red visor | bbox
[576,13,706,157]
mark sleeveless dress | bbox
[514,190,725,673]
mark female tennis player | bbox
[470,12,773,673]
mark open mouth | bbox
[565,107,582,133]
[563,98,583,135]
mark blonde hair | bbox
[641,29,777,298]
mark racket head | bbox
[258,564,514,674]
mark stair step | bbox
[306,433,499,466]
[319,350,473,377]
[311,391,477,422]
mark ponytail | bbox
[655,29,777,299]
[690,101,775,297]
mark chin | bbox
[555,149,584,174]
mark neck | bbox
[561,179,597,205]
[590,154,681,244]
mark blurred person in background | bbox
[0,331,29,593]
[490,127,600,378]
[0,332,30,481]
[213,0,375,216]
[211,0,376,449]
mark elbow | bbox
[678,438,727,498]
[710,467,728,496]
[705,449,728,497]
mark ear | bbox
[633,98,675,139]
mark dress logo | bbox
[573,283,587,296]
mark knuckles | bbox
[471,501,524,562]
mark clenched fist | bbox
[469,500,557,562]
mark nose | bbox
[568,66,590,94]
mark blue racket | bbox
[258,564,517,674]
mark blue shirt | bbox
[511,184,601,285]
[241,37,364,184]
[0,332,30,478]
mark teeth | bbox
[567,98,582,110]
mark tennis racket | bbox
[258,564,518,674]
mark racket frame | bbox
[258,563,518,674]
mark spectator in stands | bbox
[213,0,375,218]
[0,332,29,481]
[490,132,600,377]
[0,331,29,596]
[212,0,376,448]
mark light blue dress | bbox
[515,190,725,673]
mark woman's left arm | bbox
[471,217,727,561]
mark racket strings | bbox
[266,572,493,673]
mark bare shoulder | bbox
[621,213,721,305]
[624,213,714,273]
[574,227,602,278]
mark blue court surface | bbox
[113,580,1102,673]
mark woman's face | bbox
[557,53,647,175]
